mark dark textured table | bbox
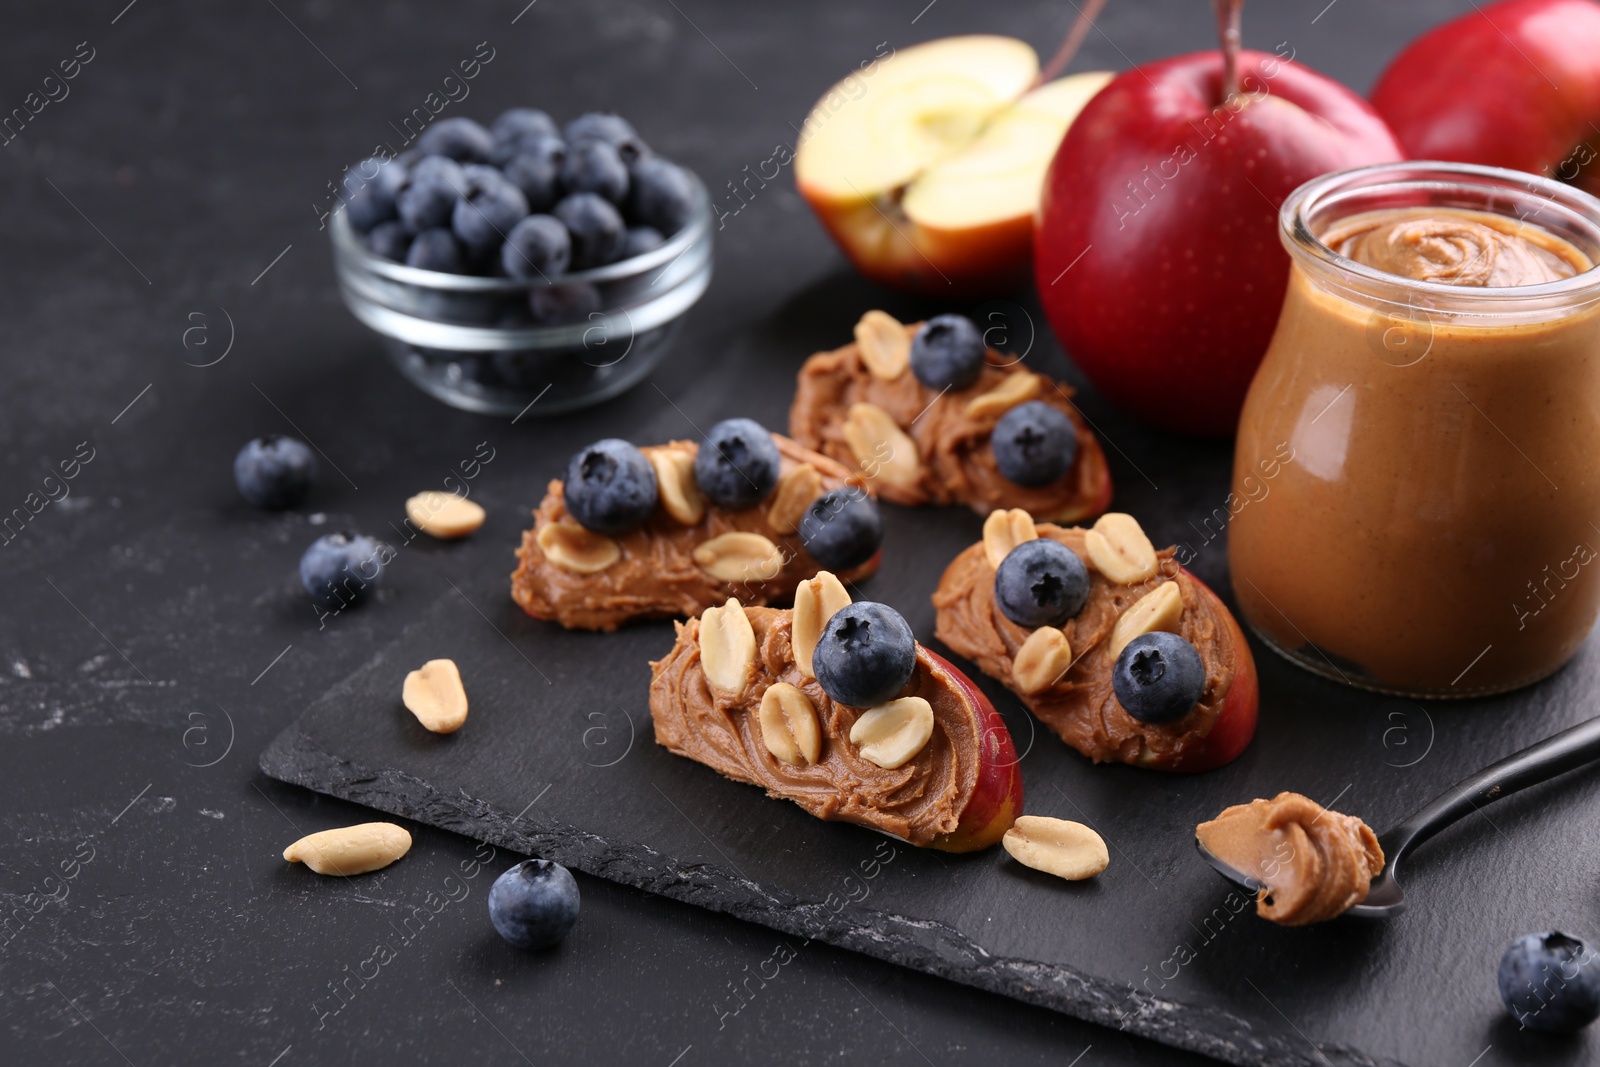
[0,2,1556,1065]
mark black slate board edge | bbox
[260,727,1398,1067]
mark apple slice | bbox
[796,36,1111,297]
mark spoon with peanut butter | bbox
[1196,713,1600,923]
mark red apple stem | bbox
[1036,0,1112,86]
[1213,0,1243,101]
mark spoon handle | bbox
[1386,712,1600,860]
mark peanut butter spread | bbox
[789,325,1110,521]
[649,607,981,845]
[512,436,872,631]
[1326,207,1592,287]
[1196,792,1385,926]
[933,525,1234,767]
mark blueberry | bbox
[529,283,601,325]
[797,487,883,571]
[343,179,397,233]
[628,157,695,235]
[619,226,664,259]
[502,214,571,279]
[1499,931,1600,1033]
[406,228,467,273]
[992,401,1078,487]
[414,117,494,163]
[1112,632,1206,724]
[452,166,529,252]
[909,314,985,391]
[233,435,317,509]
[564,112,648,163]
[503,145,563,212]
[553,192,625,270]
[490,108,558,147]
[560,140,630,205]
[342,156,408,202]
[366,220,413,261]
[693,418,780,509]
[563,438,658,535]
[299,531,388,610]
[812,602,917,708]
[396,156,464,231]
[488,859,580,950]
[993,538,1090,628]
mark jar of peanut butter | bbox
[1230,162,1600,697]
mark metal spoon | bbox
[1196,712,1600,919]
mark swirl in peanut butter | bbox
[1325,207,1591,288]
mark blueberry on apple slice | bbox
[692,418,781,509]
[563,438,658,535]
[1112,631,1206,724]
[910,314,985,391]
[813,602,917,708]
[797,486,882,571]
[993,401,1078,487]
[994,538,1089,627]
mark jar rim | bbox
[1280,161,1600,305]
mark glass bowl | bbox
[329,175,713,416]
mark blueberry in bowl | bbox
[329,107,712,416]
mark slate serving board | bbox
[261,478,1600,1067]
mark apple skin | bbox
[1035,50,1402,437]
[1146,569,1259,774]
[921,647,1025,852]
[1371,0,1600,197]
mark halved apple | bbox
[796,35,1111,297]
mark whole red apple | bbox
[1371,0,1600,196]
[1034,3,1401,437]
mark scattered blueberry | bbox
[1499,931,1600,1033]
[563,438,658,535]
[299,532,388,610]
[693,418,781,509]
[561,140,630,205]
[365,220,413,262]
[503,144,564,212]
[234,435,317,510]
[993,401,1078,487]
[553,192,625,270]
[797,487,883,571]
[628,157,695,235]
[452,165,529,252]
[993,538,1090,628]
[529,283,601,325]
[910,314,986,391]
[488,859,580,951]
[406,228,467,273]
[620,226,664,260]
[813,602,917,708]
[565,112,648,163]
[491,108,559,147]
[396,156,465,231]
[502,215,571,279]
[414,117,495,163]
[1112,632,1206,724]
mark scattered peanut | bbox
[648,446,705,526]
[964,372,1041,421]
[849,696,934,770]
[758,682,822,766]
[283,822,412,876]
[1084,513,1159,584]
[854,309,912,381]
[693,531,785,584]
[406,491,486,540]
[982,507,1038,569]
[1108,581,1184,658]
[842,402,922,490]
[402,658,469,734]
[1012,626,1073,694]
[700,597,756,698]
[767,463,823,535]
[792,570,851,678]
[538,520,621,574]
[1002,816,1109,881]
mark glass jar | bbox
[1229,161,1600,697]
